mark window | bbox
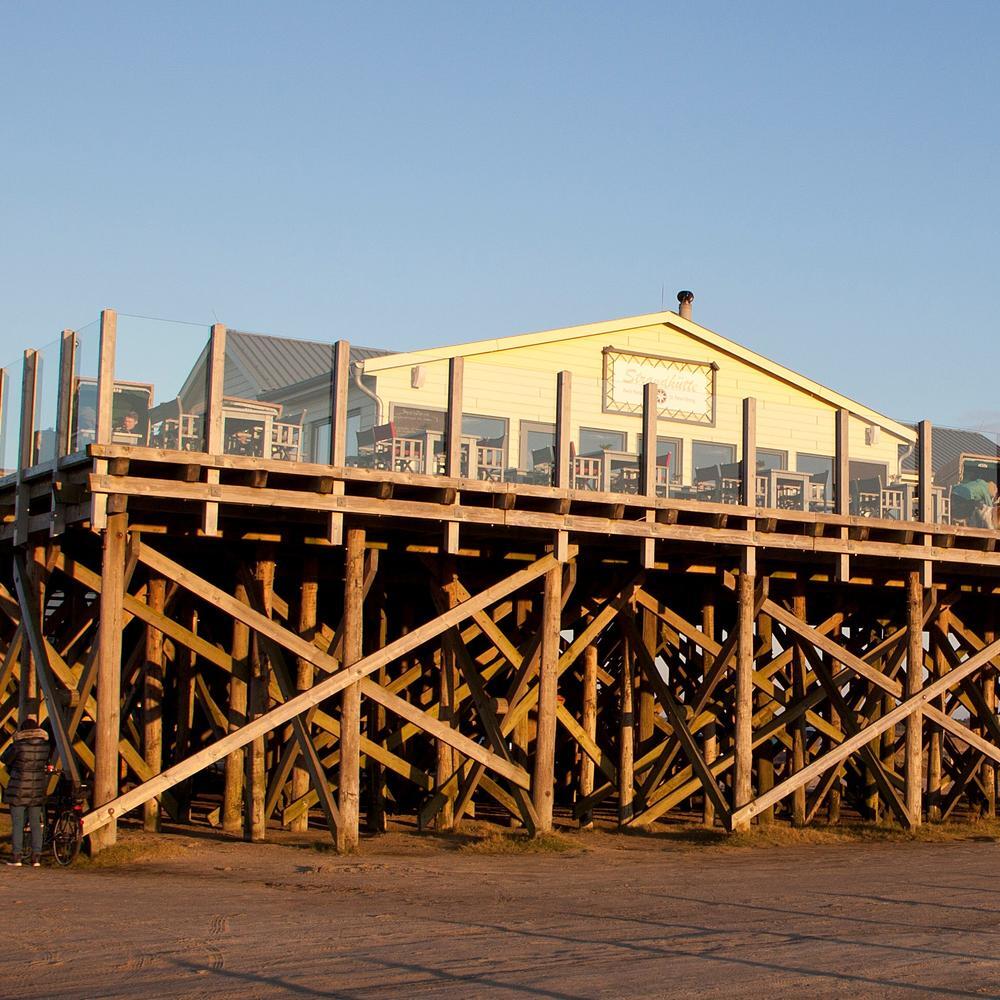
[692,441,736,474]
[391,405,444,437]
[520,420,555,470]
[461,414,507,444]
[636,434,682,480]
[579,427,626,455]
[797,453,834,501]
[310,420,330,463]
[849,460,888,484]
[757,448,787,473]
[311,411,362,462]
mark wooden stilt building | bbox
[1,296,998,851]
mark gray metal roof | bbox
[179,331,392,404]
[900,424,998,473]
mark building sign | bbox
[603,347,716,424]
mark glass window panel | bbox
[797,453,834,502]
[757,448,787,472]
[693,441,736,471]
[579,427,626,455]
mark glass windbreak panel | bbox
[221,331,335,463]
[69,320,100,455]
[756,397,836,514]
[843,413,915,521]
[31,338,61,466]
[689,440,740,506]
[464,358,558,486]
[114,315,211,453]
[579,427,626,455]
[0,359,24,477]
[636,434,682,497]
[934,426,999,530]
[351,358,450,475]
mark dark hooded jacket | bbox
[5,726,50,807]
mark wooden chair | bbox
[529,445,556,485]
[719,461,742,505]
[271,409,306,462]
[850,476,883,518]
[808,470,832,513]
[694,464,721,501]
[476,437,506,481]
[573,455,602,491]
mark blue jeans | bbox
[10,805,43,859]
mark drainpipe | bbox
[677,290,694,320]
[352,361,383,424]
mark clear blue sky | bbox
[1,2,997,430]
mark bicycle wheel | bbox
[51,811,82,866]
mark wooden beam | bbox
[142,574,166,832]
[731,632,1000,827]
[82,551,559,836]
[202,324,226,536]
[91,308,117,530]
[532,564,561,832]
[905,569,923,826]
[741,398,756,508]
[338,527,364,851]
[732,568,754,828]
[92,510,127,851]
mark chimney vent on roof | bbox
[677,290,694,320]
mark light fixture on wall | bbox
[411,366,425,389]
[865,425,880,446]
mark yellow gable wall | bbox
[368,321,909,484]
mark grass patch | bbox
[642,817,1000,850]
[460,829,577,855]
[75,835,188,870]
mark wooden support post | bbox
[640,382,657,567]
[578,642,598,830]
[444,357,464,554]
[553,371,570,560]
[202,324,226,536]
[741,398,756,507]
[827,652,842,824]
[618,623,635,827]
[289,557,318,833]
[92,510,127,853]
[638,607,656,747]
[733,567,754,830]
[834,408,850,582]
[91,308,117,531]
[791,586,808,827]
[984,624,997,819]
[327,340,350,545]
[14,349,38,547]
[223,580,250,833]
[174,606,197,821]
[143,574,166,832]
[51,330,76,535]
[338,527,364,852]
[702,594,717,826]
[436,560,459,830]
[756,610,775,825]
[905,570,923,827]
[247,556,274,842]
[366,590,389,833]
[532,564,562,832]
[918,420,933,588]
[927,613,944,821]
[18,545,40,723]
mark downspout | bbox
[352,360,383,425]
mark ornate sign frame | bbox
[602,346,717,426]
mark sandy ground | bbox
[4,823,1000,999]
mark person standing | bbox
[5,717,50,867]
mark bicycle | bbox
[30,767,89,866]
